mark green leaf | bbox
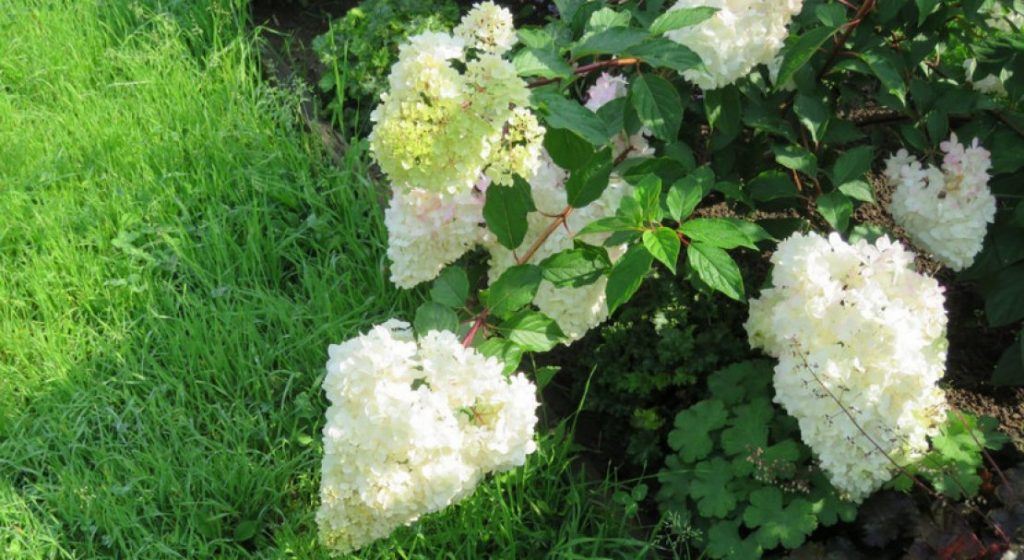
[484,265,543,318]
[632,174,663,222]
[414,301,459,335]
[704,86,742,147]
[544,128,594,171]
[574,27,649,57]
[831,145,875,186]
[687,241,744,301]
[838,180,875,203]
[478,338,524,375]
[630,74,682,141]
[666,175,704,221]
[915,0,939,25]
[540,245,611,288]
[794,94,830,144]
[484,176,535,250]
[429,268,467,309]
[680,218,768,250]
[981,263,1024,327]
[743,488,818,550]
[606,243,654,314]
[622,38,703,73]
[707,360,773,406]
[532,90,613,146]
[553,0,585,21]
[776,26,837,88]
[586,6,630,31]
[234,520,259,542]
[706,520,762,560]
[860,51,906,104]
[748,171,800,202]
[565,147,614,208]
[648,6,718,35]
[993,338,1024,386]
[643,227,681,273]
[498,310,565,352]
[513,47,573,79]
[773,144,817,177]
[720,398,773,456]
[517,28,555,49]
[816,191,853,232]
[690,458,739,518]
[577,215,641,236]
[667,399,728,462]
[534,365,560,390]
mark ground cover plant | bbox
[0,0,653,557]
[316,0,1024,557]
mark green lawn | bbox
[0,1,651,557]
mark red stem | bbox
[528,57,641,89]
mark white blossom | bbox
[746,232,948,503]
[454,1,517,54]
[663,0,804,90]
[385,187,485,288]
[318,321,539,553]
[885,134,997,271]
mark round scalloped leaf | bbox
[668,399,728,462]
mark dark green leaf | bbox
[687,241,744,301]
[532,90,613,146]
[680,218,767,250]
[577,215,641,236]
[606,243,654,314]
[667,399,728,462]
[817,191,853,232]
[430,267,469,308]
[743,488,818,550]
[498,309,566,352]
[748,171,800,202]
[648,6,718,35]
[631,74,683,141]
[776,26,837,88]
[982,263,1024,327]
[415,301,459,335]
[643,227,681,273]
[534,365,560,390]
[773,144,817,177]
[484,176,535,250]
[513,47,573,79]
[839,180,875,203]
[993,338,1024,386]
[234,520,259,542]
[915,0,939,25]
[544,128,594,171]
[632,174,663,222]
[574,27,649,57]
[831,145,875,186]
[666,175,704,221]
[484,265,543,318]
[794,94,830,144]
[704,86,742,146]
[565,147,614,208]
[622,38,703,73]
[478,338,525,375]
[540,245,611,287]
[860,51,906,104]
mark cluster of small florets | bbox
[385,187,487,288]
[663,0,804,89]
[884,133,997,271]
[369,19,542,194]
[317,321,539,553]
[454,1,517,55]
[746,232,948,503]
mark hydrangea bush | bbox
[317,0,1024,555]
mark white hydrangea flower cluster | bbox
[385,186,486,288]
[746,232,948,503]
[454,1,517,54]
[318,321,539,553]
[663,0,804,90]
[369,13,541,195]
[884,133,997,271]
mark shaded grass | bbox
[0,0,654,557]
